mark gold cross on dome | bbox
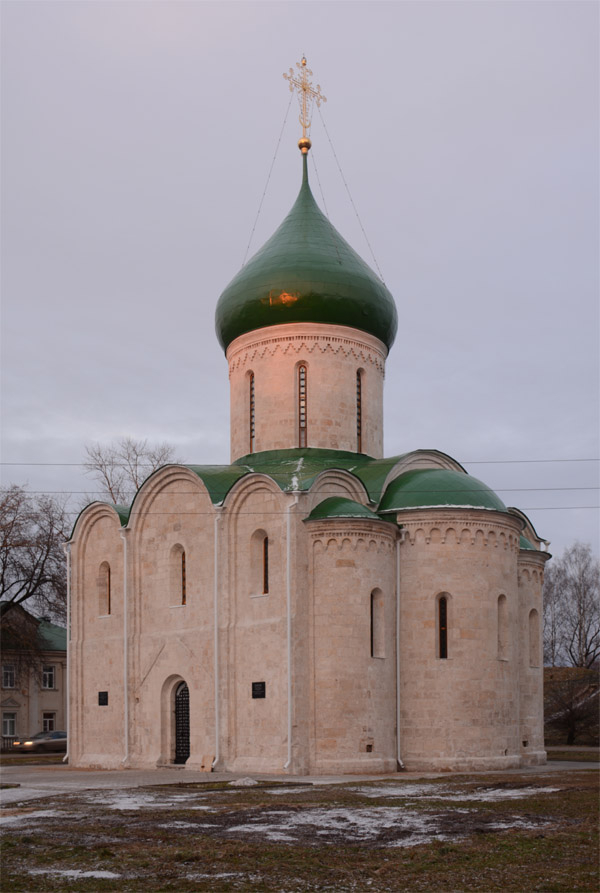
[283,56,326,153]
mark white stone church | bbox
[68,73,549,773]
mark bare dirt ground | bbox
[1,767,598,891]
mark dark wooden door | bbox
[174,682,190,764]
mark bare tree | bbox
[544,667,599,745]
[84,437,178,504]
[0,485,68,621]
[543,561,565,666]
[543,542,600,668]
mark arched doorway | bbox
[174,681,190,764]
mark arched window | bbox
[370,589,384,658]
[529,609,540,667]
[262,537,269,594]
[170,544,186,606]
[298,364,307,448]
[251,529,269,597]
[249,372,255,454]
[437,594,449,659]
[356,369,363,453]
[98,562,111,615]
[497,594,508,659]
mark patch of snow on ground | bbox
[265,787,314,795]
[29,869,121,879]
[461,786,560,802]
[226,807,454,846]
[88,790,201,811]
[229,777,258,787]
[350,784,451,799]
[0,809,63,826]
[351,784,560,802]
[224,806,551,847]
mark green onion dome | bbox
[378,469,508,514]
[215,156,398,352]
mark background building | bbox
[1,606,67,749]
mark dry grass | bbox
[1,769,598,891]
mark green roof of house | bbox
[378,468,508,514]
[215,155,398,351]
[306,496,392,523]
[37,619,67,652]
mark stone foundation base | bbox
[310,756,399,775]
[400,753,526,772]
[519,749,547,767]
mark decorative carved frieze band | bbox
[398,517,521,551]
[228,333,386,376]
[518,566,544,586]
[309,525,396,553]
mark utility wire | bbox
[14,487,600,496]
[1,457,598,467]
[317,104,386,283]
[241,92,294,268]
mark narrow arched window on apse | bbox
[370,589,384,658]
[497,594,508,659]
[298,364,307,448]
[98,562,111,616]
[529,609,540,667]
[170,544,186,606]
[437,594,448,659]
[250,529,269,597]
[356,369,363,453]
[249,372,255,454]
[262,536,269,594]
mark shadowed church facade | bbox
[67,61,549,774]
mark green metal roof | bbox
[37,619,66,652]
[70,451,516,538]
[232,448,371,497]
[378,468,508,514]
[306,496,391,522]
[519,535,536,551]
[215,155,398,351]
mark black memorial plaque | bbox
[252,681,266,699]
[98,691,108,706]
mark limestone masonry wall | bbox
[70,505,125,768]
[517,550,547,766]
[397,509,526,771]
[307,520,398,774]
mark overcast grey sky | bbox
[1,0,598,557]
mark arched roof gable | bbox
[125,464,214,533]
[68,501,128,543]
